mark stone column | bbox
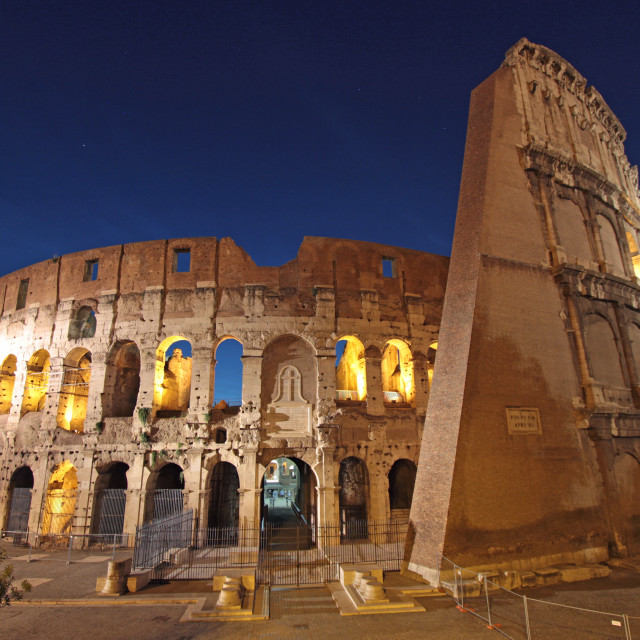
[365,346,384,415]
[134,346,158,428]
[122,452,147,538]
[241,352,262,407]
[187,345,215,423]
[28,456,51,537]
[7,358,27,429]
[315,425,339,532]
[85,351,107,432]
[73,452,96,544]
[183,449,204,521]
[237,427,261,528]
[412,352,430,412]
[41,356,64,430]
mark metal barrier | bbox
[1,530,135,563]
[131,518,406,585]
[439,554,636,639]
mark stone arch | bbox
[91,461,129,540]
[335,335,366,402]
[388,459,417,519]
[629,323,640,379]
[0,354,17,415]
[213,336,243,407]
[627,229,640,278]
[102,341,140,418]
[554,197,593,265]
[261,456,317,531]
[583,313,626,388]
[5,466,34,532]
[56,348,91,431]
[21,349,50,414]
[381,339,414,405]
[42,461,77,535]
[261,335,317,436]
[68,305,97,340]
[597,213,626,276]
[144,462,184,523]
[154,336,192,415]
[339,456,368,539]
[427,341,438,387]
[207,461,239,530]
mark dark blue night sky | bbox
[1,0,639,276]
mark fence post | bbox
[67,534,74,564]
[458,567,464,610]
[484,576,493,628]
[623,613,631,640]
[523,595,532,640]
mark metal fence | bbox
[6,488,32,532]
[439,555,636,639]
[131,518,406,585]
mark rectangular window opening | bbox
[173,249,191,273]
[16,278,29,310]
[382,257,396,278]
[83,259,99,282]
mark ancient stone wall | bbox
[409,39,640,582]
[0,236,447,537]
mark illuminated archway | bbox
[627,230,640,279]
[335,336,366,402]
[6,467,33,533]
[381,339,414,405]
[154,336,192,415]
[42,461,77,535]
[427,341,438,386]
[103,341,140,418]
[68,306,97,339]
[56,348,91,431]
[21,349,50,414]
[261,457,317,531]
[0,354,17,415]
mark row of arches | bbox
[4,457,417,539]
[0,333,434,431]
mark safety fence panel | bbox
[439,555,634,640]
[132,509,193,576]
[150,489,184,521]
[6,488,32,533]
[526,598,628,640]
[93,489,126,542]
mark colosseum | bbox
[2,38,640,586]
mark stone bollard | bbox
[353,570,369,588]
[216,577,243,610]
[359,576,386,602]
[99,558,132,596]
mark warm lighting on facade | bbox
[382,339,415,405]
[335,336,367,401]
[154,335,192,413]
[21,350,50,414]
[56,349,91,432]
[42,461,78,535]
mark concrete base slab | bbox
[328,582,425,616]
[179,585,269,622]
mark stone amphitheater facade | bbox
[0,235,448,538]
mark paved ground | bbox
[2,539,640,639]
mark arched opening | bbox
[627,230,640,279]
[427,341,438,387]
[21,349,50,414]
[6,467,34,533]
[554,198,593,265]
[91,462,129,542]
[213,338,243,408]
[102,341,140,418]
[154,337,192,416]
[56,348,91,431]
[262,335,316,437]
[42,461,77,536]
[339,457,368,539]
[261,457,317,534]
[335,336,366,402]
[144,462,184,523]
[0,354,17,415]
[584,314,627,389]
[68,306,97,339]
[207,462,239,531]
[598,214,625,276]
[381,339,414,405]
[388,459,417,522]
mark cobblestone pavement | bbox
[2,539,640,640]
